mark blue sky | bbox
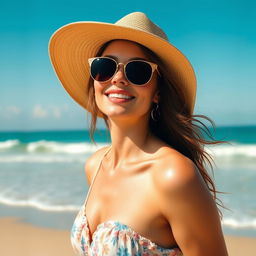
[0,0,255,131]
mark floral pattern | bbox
[70,207,183,256]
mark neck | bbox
[106,116,154,169]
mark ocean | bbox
[0,126,255,237]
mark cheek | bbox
[93,82,103,106]
[93,80,101,92]
[136,87,158,112]
[93,81,110,113]
[145,76,159,100]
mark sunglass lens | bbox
[126,61,152,85]
[91,58,116,81]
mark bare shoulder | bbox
[152,147,204,192]
[151,147,228,255]
[84,146,110,185]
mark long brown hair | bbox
[87,40,226,214]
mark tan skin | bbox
[84,40,228,255]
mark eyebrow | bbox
[103,55,148,61]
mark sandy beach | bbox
[0,218,75,256]
[0,218,255,256]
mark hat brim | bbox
[49,22,197,115]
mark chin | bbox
[105,111,130,119]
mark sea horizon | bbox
[1,123,256,132]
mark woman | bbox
[49,12,228,256]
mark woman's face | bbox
[93,40,159,122]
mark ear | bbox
[153,90,160,103]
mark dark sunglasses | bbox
[88,57,158,86]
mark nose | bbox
[111,63,129,86]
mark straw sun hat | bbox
[49,12,197,114]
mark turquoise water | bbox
[0,125,256,144]
[0,125,256,236]
[0,129,111,143]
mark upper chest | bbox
[84,153,178,248]
[87,160,158,216]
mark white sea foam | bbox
[0,140,20,150]
[26,140,104,154]
[1,139,256,158]
[0,195,80,212]
[0,141,109,163]
[0,139,109,154]
[205,144,256,168]
[0,154,87,163]
[0,142,256,164]
[207,144,256,158]
[222,217,256,229]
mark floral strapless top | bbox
[71,146,183,256]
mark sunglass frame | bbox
[88,56,158,86]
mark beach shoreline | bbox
[0,217,255,256]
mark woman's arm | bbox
[154,153,228,256]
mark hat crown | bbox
[49,12,196,114]
[115,12,168,41]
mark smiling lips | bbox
[104,89,135,102]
